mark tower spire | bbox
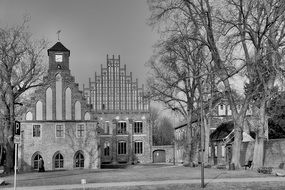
[57,30,61,41]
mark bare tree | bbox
[221,0,285,168]
[153,116,174,145]
[146,20,213,165]
[148,0,285,168]
[148,0,247,168]
[0,19,48,173]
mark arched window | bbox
[36,101,43,120]
[75,101,81,120]
[84,112,91,120]
[54,152,64,169]
[65,87,72,120]
[46,87,53,120]
[74,151,84,168]
[32,153,42,170]
[56,74,63,120]
[26,111,33,120]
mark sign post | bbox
[14,121,21,190]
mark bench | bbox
[243,160,252,170]
[257,167,273,174]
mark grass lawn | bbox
[1,164,282,189]
[85,182,285,190]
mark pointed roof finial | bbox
[56,30,61,41]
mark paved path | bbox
[2,176,285,190]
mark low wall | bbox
[241,138,285,168]
[152,145,174,163]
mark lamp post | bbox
[199,80,205,188]
[172,108,177,166]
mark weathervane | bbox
[57,30,61,41]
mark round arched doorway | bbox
[153,150,166,163]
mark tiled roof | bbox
[47,42,70,55]
[210,121,234,141]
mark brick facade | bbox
[19,42,152,171]
[19,42,99,171]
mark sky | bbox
[0,0,159,88]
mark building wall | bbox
[82,54,152,165]
[98,113,151,164]
[152,145,174,163]
[210,139,285,168]
[241,139,285,168]
[19,42,99,171]
[19,121,98,171]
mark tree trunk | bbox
[252,136,264,168]
[4,102,15,173]
[204,117,210,164]
[231,119,243,169]
[183,115,192,166]
[252,100,266,168]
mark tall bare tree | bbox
[221,0,285,168]
[0,19,48,173]
[147,11,215,164]
[148,0,256,168]
[148,0,285,168]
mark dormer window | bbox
[55,54,63,62]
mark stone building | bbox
[83,55,152,165]
[19,42,99,171]
[19,41,152,171]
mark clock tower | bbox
[47,42,70,73]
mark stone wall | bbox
[241,139,285,168]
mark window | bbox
[220,104,224,110]
[117,122,127,134]
[118,141,127,155]
[134,121,143,134]
[76,124,85,138]
[74,151,84,168]
[55,125,64,138]
[104,142,110,156]
[54,153,64,168]
[33,125,41,137]
[33,153,42,169]
[221,145,225,157]
[134,141,143,154]
[104,121,110,134]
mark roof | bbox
[47,42,70,55]
[210,121,234,141]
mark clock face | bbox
[55,54,63,62]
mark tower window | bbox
[55,54,63,62]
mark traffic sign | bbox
[14,121,21,135]
[14,135,20,144]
